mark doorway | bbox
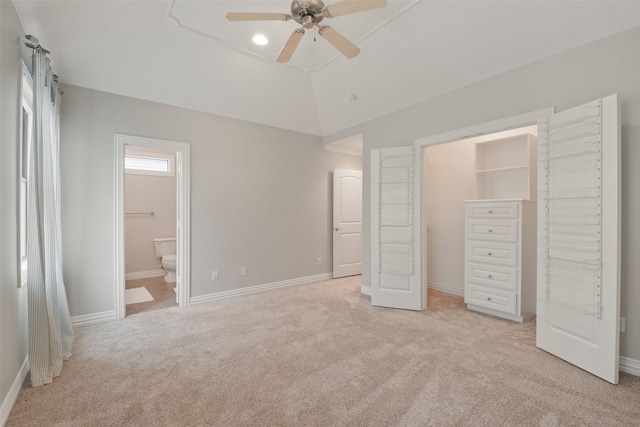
[424,125,538,302]
[333,169,363,278]
[115,134,191,320]
[123,145,178,316]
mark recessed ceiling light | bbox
[252,34,269,46]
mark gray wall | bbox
[125,169,177,274]
[59,85,362,316]
[324,26,640,361]
[0,0,29,417]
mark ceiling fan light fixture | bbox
[227,0,388,61]
[252,34,269,46]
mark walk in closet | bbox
[464,133,537,322]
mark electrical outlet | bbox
[240,267,247,276]
[317,257,322,265]
[212,271,219,281]
[620,317,625,333]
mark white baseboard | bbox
[71,310,116,327]
[428,281,464,297]
[0,356,29,426]
[620,356,640,377]
[190,273,333,305]
[125,269,165,280]
[361,285,371,296]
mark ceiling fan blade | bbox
[325,0,387,18]
[226,12,291,22]
[318,26,360,59]
[276,29,305,63]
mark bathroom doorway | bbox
[115,134,191,319]
[124,145,178,316]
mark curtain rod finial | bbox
[26,34,40,44]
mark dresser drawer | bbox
[466,202,519,219]
[466,263,518,291]
[467,219,518,242]
[466,285,517,315]
[467,241,518,267]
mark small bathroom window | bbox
[125,150,175,177]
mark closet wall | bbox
[425,140,475,295]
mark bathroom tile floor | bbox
[125,276,177,317]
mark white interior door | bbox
[333,169,362,278]
[370,146,425,310]
[537,94,621,384]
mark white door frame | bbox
[412,107,555,302]
[114,134,191,319]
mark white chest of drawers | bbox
[464,200,536,322]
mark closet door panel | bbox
[371,147,424,310]
[536,94,620,384]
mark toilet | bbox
[153,237,177,283]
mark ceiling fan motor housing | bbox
[291,0,325,28]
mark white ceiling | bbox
[12,1,640,137]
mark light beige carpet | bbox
[8,276,640,426]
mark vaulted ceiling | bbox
[12,1,640,137]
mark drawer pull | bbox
[488,274,493,278]
[487,252,492,256]
[488,210,493,213]
[488,229,493,233]
[487,297,492,301]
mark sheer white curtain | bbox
[27,47,74,387]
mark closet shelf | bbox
[474,133,536,200]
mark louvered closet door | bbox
[537,94,621,384]
[370,146,424,310]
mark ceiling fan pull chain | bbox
[314,26,317,42]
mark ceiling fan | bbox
[226,0,387,63]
